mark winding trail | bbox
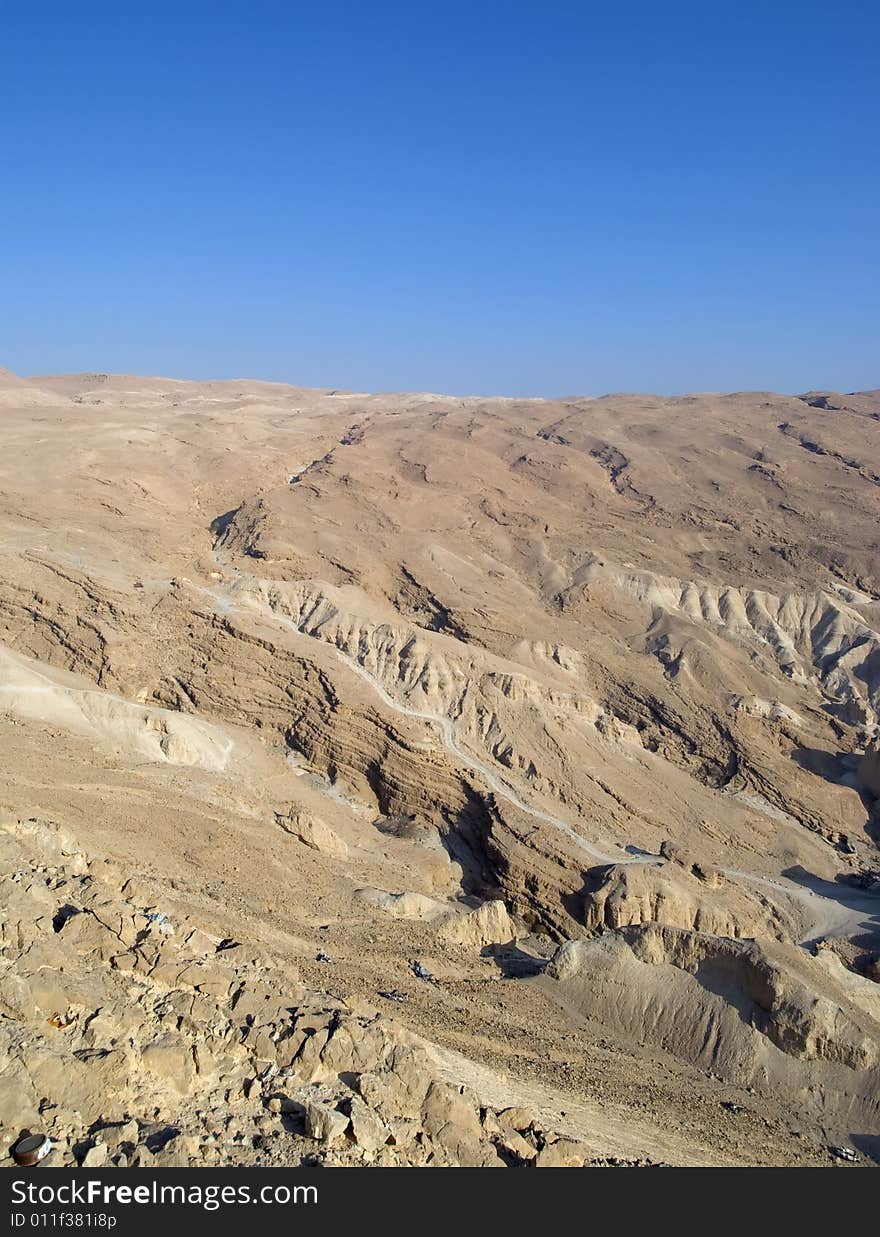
[333,644,627,865]
[196,559,878,946]
[331,640,877,942]
[198,556,631,865]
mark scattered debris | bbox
[411,960,432,982]
[378,989,407,1003]
[11,1133,52,1166]
[316,951,333,963]
[143,909,174,935]
[829,1145,859,1163]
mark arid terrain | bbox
[1,367,878,1168]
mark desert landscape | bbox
[1,367,878,1168]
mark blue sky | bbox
[1,2,877,395]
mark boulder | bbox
[320,1017,392,1076]
[498,1106,539,1133]
[436,900,516,949]
[497,1129,537,1162]
[348,1097,388,1153]
[81,1142,109,1168]
[279,811,349,859]
[421,1080,483,1147]
[304,1100,349,1142]
[139,1038,194,1093]
[354,888,445,919]
[535,1137,587,1167]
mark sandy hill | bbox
[0,368,878,1167]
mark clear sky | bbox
[2,2,877,396]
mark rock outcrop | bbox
[278,810,349,859]
[580,854,803,940]
[545,925,880,1133]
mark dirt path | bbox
[191,554,880,950]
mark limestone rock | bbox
[421,1080,483,1150]
[304,1100,349,1142]
[292,1028,331,1082]
[497,1128,537,1162]
[435,900,516,949]
[355,1044,432,1121]
[354,888,446,920]
[580,860,798,940]
[535,1137,586,1167]
[498,1106,539,1133]
[279,811,349,859]
[101,1120,139,1150]
[140,1038,195,1093]
[81,1142,109,1168]
[348,1097,388,1153]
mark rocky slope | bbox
[0,370,878,1166]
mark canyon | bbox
[1,368,878,1167]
